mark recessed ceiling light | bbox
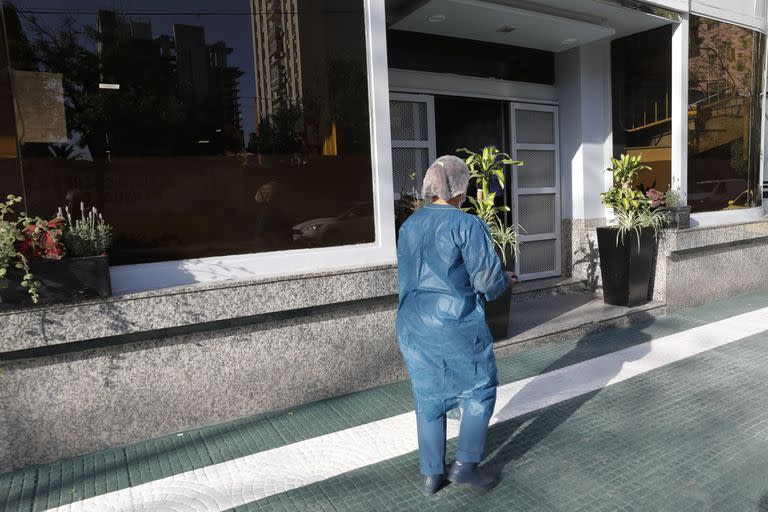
[496,25,516,33]
[562,38,578,45]
[428,14,446,22]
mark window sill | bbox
[688,207,766,228]
[0,263,398,355]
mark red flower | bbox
[646,188,666,208]
[16,217,66,260]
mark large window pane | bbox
[0,10,24,197]
[611,25,672,191]
[2,0,373,265]
[688,16,765,213]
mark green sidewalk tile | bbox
[238,332,768,512]
[3,289,768,511]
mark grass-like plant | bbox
[59,203,113,257]
[614,208,668,247]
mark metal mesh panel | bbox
[390,100,428,141]
[516,110,554,144]
[392,147,428,195]
[518,194,556,235]
[519,239,557,275]
[517,150,555,188]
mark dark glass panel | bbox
[387,29,555,85]
[611,25,672,192]
[3,0,374,265]
[0,6,24,199]
[434,96,509,216]
[688,16,764,212]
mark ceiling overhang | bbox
[390,0,617,52]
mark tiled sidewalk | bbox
[5,291,768,511]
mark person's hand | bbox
[506,271,518,288]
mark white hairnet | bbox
[422,155,470,201]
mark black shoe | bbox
[422,474,446,495]
[447,461,498,490]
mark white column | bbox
[558,40,613,221]
[760,31,767,210]
[671,14,689,205]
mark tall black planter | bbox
[485,248,514,340]
[486,288,512,340]
[0,255,111,307]
[596,226,655,307]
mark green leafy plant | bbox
[59,203,113,257]
[601,154,666,246]
[458,146,524,265]
[0,195,41,303]
[600,154,652,213]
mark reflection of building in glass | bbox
[250,0,303,128]
[688,17,764,212]
[612,25,672,191]
[174,24,211,102]
[95,10,244,149]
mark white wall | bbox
[388,69,557,103]
[643,0,768,32]
[556,40,613,221]
[641,0,689,13]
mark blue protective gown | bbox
[396,203,509,474]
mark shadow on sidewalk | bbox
[482,312,656,481]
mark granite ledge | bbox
[0,263,398,354]
[667,217,768,253]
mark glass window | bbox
[688,16,765,213]
[0,12,24,197]
[1,0,374,265]
[611,25,673,192]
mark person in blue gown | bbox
[396,155,516,495]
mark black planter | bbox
[660,206,691,230]
[1,255,112,306]
[596,226,655,307]
[485,247,515,340]
[486,287,512,341]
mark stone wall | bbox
[566,216,768,309]
[664,219,768,310]
[0,265,403,472]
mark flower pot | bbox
[485,287,512,341]
[483,247,516,340]
[0,255,112,306]
[661,206,691,230]
[596,226,655,307]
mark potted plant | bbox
[0,195,41,304]
[1,199,113,306]
[648,179,691,230]
[597,154,666,307]
[459,146,523,340]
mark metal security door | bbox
[389,93,436,199]
[510,103,561,281]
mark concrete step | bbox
[510,276,594,303]
[495,287,667,357]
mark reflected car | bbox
[688,179,748,211]
[293,202,374,246]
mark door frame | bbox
[389,92,436,199]
[509,102,562,281]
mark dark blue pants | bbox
[415,394,496,475]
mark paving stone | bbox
[3,290,768,511]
